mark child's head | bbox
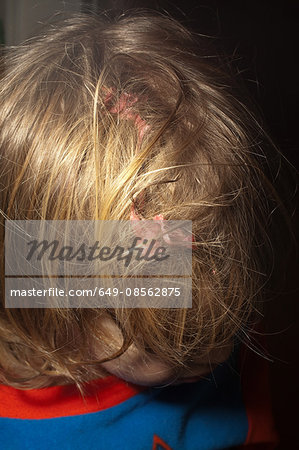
[0,12,275,388]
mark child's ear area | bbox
[92,315,234,387]
[100,343,175,387]
[92,314,175,386]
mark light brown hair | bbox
[0,11,276,389]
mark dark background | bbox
[1,1,298,447]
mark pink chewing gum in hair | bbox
[103,87,150,143]
[130,203,194,251]
[103,86,195,251]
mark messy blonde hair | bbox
[0,11,275,389]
